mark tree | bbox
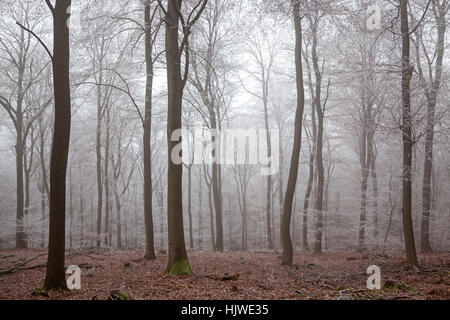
[399,0,419,267]
[281,0,306,266]
[143,0,160,260]
[242,29,277,249]
[187,0,235,252]
[158,0,208,275]
[414,0,449,253]
[233,164,254,251]
[0,1,51,248]
[302,40,318,251]
[110,118,136,249]
[304,0,331,255]
[43,0,72,290]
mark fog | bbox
[0,0,449,260]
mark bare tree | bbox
[414,0,449,253]
[281,0,306,266]
[43,0,72,290]
[399,0,419,267]
[0,1,51,248]
[158,0,208,274]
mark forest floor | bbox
[0,249,449,300]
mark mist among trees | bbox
[0,0,449,300]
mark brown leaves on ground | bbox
[0,249,448,300]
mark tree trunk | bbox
[15,117,26,248]
[79,182,84,248]
[104,106,110,246]
[281,0,305,265]
[44,0,72,290]
[95,74,103,250]
[14,44,27,249]
[311,22,325,255]
[400,0,418,267]
[263,93,273,249]
[187,165,194,250]
[144,2,156,260]
[421,1,446,253]
[208,184,216,250]
[69,171,73,249]
[370,155,379,249]
[198,175,203,250]
[114,189,122,249]
[164,0,192,274]
[210,132,223,252]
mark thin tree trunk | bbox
[208,185,216,250]
[198,174,203,250]
[114,189,122,249]
[370,155,379,249]
[312,21,325,255]
[400,0,418,267]
[263,93,273,249]
[69,171,73,248]
[95,74,103,250]
[15,117,26,248]
[143,2,156,260]
[104,106,110,246]
[281,0,305,265]
[420,1,446,253]
[187,165,193,250]
[79,182,84,248]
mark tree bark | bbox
[144,1,156,260]
[187,165,194,250]
[164,0,192,274]
[370,154,379,248]
[104,106,111,246]
[44,0,72,290]
[311,20,325,255]
[420,1,447,253]
[15,65,26,249]
[400,0,418,267]
[281,0,305,265]
[95,73,103,250]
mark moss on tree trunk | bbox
[165,259,194,275]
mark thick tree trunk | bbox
[164,0,192,274]
[400,0,418,267]
[281,0,305,265]
[44,0,72,290]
